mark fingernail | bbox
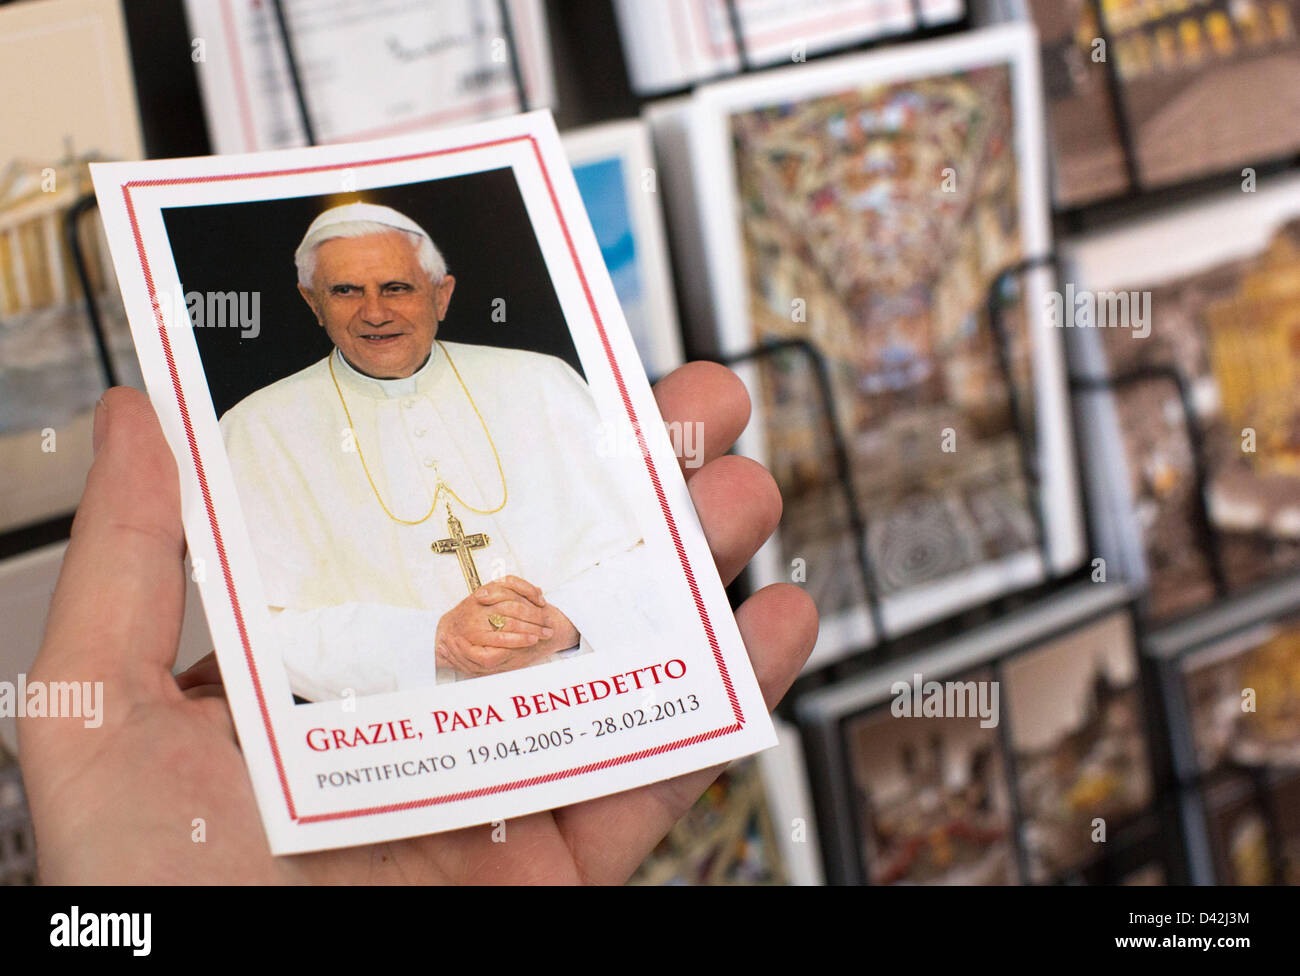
[542,627,554,638]
[92,396,109,456]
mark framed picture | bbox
[796,582,1147,884]
[563,120,684,379]
[656,24,1083,667]
[183,0,555,154]
[90,111,774,853]
[0,0,144,543]
[1065,175,1300,622]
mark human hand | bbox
[18,362,817,884]
[434,575,555,675]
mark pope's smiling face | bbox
[299,231,455,379]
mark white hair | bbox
[294,219,447,290]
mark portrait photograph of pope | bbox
[186,193,655,704]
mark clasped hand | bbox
[435,574,579,676]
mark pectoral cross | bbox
[432,503,491,593]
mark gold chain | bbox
[328,340,507,525]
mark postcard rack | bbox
[1178,761,1299,884]
[61,0,538,396]
[61,0,539,402]
[65,194,119,391]
[796,583,1187,885]
[1090,0,1142,194]
[984,254,1057,567]
[715,337,885,640]
[268,0,318,146]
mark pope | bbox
[219,203,653,701]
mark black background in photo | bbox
[161,168,582,418]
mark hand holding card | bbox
[19,366,814,882]
[54,111,802,858]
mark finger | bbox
[471,596,548,628]
[436,637,472,675]
[475,576,545,608]
[447,634,521,677]
[176,651,221,691]
[486,613,552,639]
[471,629,542,649]
[652,362,750,480]
[687,454,783,585]
[555,583,817,884]
[33,388,186,706]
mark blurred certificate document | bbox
[184,0,554,153]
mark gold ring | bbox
[488,613,507,631]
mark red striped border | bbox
[120,132,746,826]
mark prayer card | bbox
[90,110,775,854]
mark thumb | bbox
[33,387,187,706]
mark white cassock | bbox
[219,340,653,702]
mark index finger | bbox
[652,362,751,480]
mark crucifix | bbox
[431,504,491,593]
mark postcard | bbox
[1002,609,1152,882]
[1024,0,1300,205]
[1104,0,1300,192]
[1025,0,1131,206]
[0,0,144,540]
[1065,175,1300,621]
[841,666,1019,885]
[563,120,684,380]
[663,23,1083,666]
[183,0,554,154]
[1181,617,1300,774]
[1195,769,1300,884]
[89,111,774,854]
[1200,772,1274,884]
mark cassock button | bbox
[423,458,435,467]
[403,398,416,409]
[414,428,427,437]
